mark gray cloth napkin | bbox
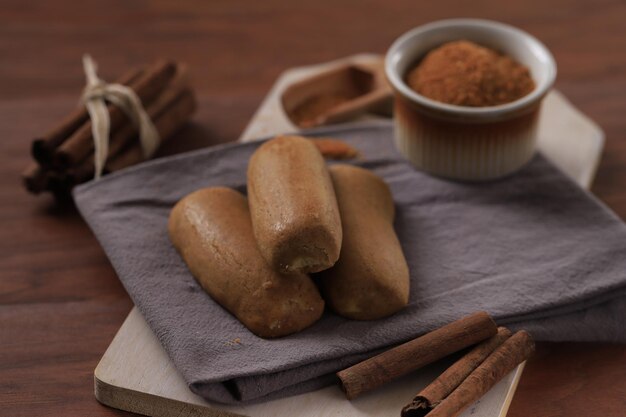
[74,120,626,404]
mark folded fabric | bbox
[74,120,626,404]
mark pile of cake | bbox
[169,135,410,337]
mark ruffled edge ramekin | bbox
[385,19,556,181]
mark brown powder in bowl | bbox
[406,40,535,107]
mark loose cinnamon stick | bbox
[337,312,497,400]
[31,67,144,166]
[417,330,535,417]
[401,327,512,417]
[311,138,360,160]
[54,60,178,168]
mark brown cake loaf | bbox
[247,135,343,273]
[320,165,410,320]
[168,187,325,338]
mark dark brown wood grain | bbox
[0,1,624,416]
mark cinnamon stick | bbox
[401,327,512,417]
[64,88,196,186]
[105,63,188,161]
[336,312,497,400]
[21,163,49,194]
[413,330,534,417]
[58,89,194,193]
[57,89,196,192]
[107,89,197,172]
[63,64,190,184]
[31,67,144,166]
[54,60,178,168]
[312,138,360,160]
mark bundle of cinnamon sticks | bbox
[22,59,197,196]
[336,312,535,417]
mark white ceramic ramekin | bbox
[385,19,557,181]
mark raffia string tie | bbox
[81,54,160,179]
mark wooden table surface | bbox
[1,1,625,416]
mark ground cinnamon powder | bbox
[290,92,354,127]
[407,40,535,107]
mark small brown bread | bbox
[247,135,343,273]
[319,165,410,320]
[168,187,325,338]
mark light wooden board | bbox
[94,54,605,417]
[96,308,525,417]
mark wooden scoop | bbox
[281,60,392,128]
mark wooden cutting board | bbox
[94,54,605,417]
